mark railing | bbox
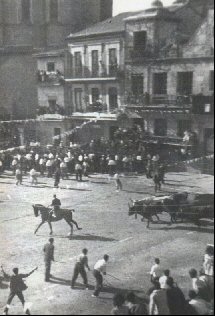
[68,66,124,80]
[126,94,192,107]
[142,135,195,146]
[37,71,64,85]
[37,106,65,116]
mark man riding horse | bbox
[49,195,61,220]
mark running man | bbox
[71,249,90,289]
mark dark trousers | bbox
[71,263,88,287]
[45,261,52,281]
[93,270,103,297]
[4,291,25,313]
[76,170,82,181]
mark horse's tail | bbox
[33,205,39,217]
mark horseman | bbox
[49,195,61,219]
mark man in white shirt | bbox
[150,258,163,283]
[71,249,90,290]
[159,270,170,290]
[92,255,109,297]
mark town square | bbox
[0,0,214,315]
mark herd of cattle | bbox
[128,192,214,228]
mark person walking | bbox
[92,254,109,298]
[29,168,38,185]
[150,258,163,283]
[71,249,90,289]
[2,266,38,315]
[54,167,61,188]
[15,168,23,186]
[114,173,123,192]
[43,238,55,282]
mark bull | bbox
[128,197,165,228]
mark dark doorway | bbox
[131,75,144,96]
[133,31,147,56]
[177,120,191,137]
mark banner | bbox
[52,119,98,140]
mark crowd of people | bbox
[110,245,214,315]
[1,244,213,315]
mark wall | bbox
[128,60,214,96]
[0,53,37,119]
[37,56,64,73]
[38,86,64,108]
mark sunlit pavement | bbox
[0,171,214,315]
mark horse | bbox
[33,204,82,236]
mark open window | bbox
[21,0,31,22]
[131,74,144,96]
[177,72,193,95]
[109,49,117,76]
[153,73,167,95]
[50,0,58,22]
[92,88,100,104]
[92,50,99,77]
[109,87,118,109]
[209,70,214,91]
[177,120,191,137]
[133,31,147,56]
[74,52,82,77]
[47,62,55,72]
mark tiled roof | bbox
[67,11,143,39]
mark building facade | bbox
[0,0,113,121]
[124,0,214,154]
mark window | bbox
[74,52,82,77]
[48,99,57,108]
[209,70,214,91]
[50,0,58,22]
[177,72,193,95]
[109,87,118,109]
[47,62,55,72]
[133,31,147,56]
[131,75,144,95]
[177,120,191,137]
[153,73,167,95]
[92,88,100,103]
[154,119,167,136]
[109,49,117,76]
[21,0,31,22]
[92,50,99,77]
[74,88,83,111]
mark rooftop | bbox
[67,11,143,39]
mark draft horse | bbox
[33,204,82,236]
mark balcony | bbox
[37,70,65,85]
[141,135,195,147]
[65,66,125,82]
[126,94,192,109]
[37,105,66,117]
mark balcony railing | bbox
[68,66,124,80]
[126,94,192,107]
[37,105,65,116]
[37,70,65,85]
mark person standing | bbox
[15,168,23,186]
[2,266,38,315]
[75,162,83,182]
[166,277,187,315]
[71,249,90,289]
[203,245,214,296]
[92,254,109,298]
[149,281,170,315]
[43,238,55,282]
